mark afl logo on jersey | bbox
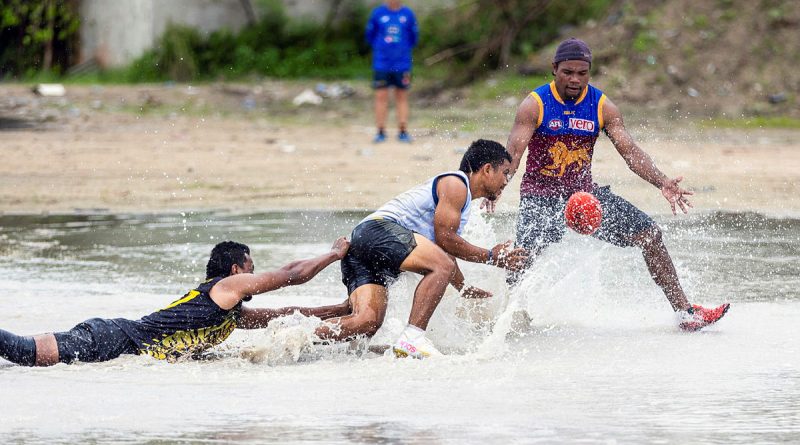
[548,119,563,131]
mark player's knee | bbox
[362,323,381,338]
[355,318,381,337]
[436,255,457,280]
[347,313,382,337]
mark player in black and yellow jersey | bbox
[0,237,349,366]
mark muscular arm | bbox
[433,176,491,264]
[447,254,469,291]
[481,94,537,212]
[435,176,527,270]
[447,257,493,298]
[603,99,693,214]
[506,95,539,178]
[210,237,349,310]
[237,300,351,329]
[603,98,669,189]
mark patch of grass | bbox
[690,14,710,29]
[720,9,737,21]
[632,30,659,53]
[469,73,549,102]
[700,116,800,129]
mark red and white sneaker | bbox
[679,303,730,331]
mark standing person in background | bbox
[366,0,418,143]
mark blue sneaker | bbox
[373,132,386,143]
[397,131,412,143]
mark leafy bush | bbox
[123,1,370,82]
[4,0,618,83]
[0,0,80,78]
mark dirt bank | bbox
[1,83,798,216]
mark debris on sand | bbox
[292,89,323,106]
[33,84,66,97]
[314,83,355,99]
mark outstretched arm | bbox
[603,98,693,215]
[446,255,492,299]
[506,94,539,177]
[210,237,350,310]
[482,94,538,212]
[237,300,352,329]
[434,176,527,271]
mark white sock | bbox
[401,324,425,341]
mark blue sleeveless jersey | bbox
[521,82,607,197]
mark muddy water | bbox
[1,211,798,443]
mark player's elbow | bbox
[436,238,458,257]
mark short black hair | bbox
[206,241,250,279]
[459,139,512,174]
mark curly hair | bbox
[205,241,250,279]
[459,139,512,174]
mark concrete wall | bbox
[79,0,453,67]
[80,0,252,67]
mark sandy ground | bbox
[1,83,799,216]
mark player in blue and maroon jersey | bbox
[500,38,728,331]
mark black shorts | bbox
[373,71,411,89]
[54,317,139,364]
[516,185,655,251]
[341,218,417,295]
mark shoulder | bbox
[434,175,469,211]
[370,6,385,17]
[516,93,541,120]
[533,82,551,96]
[588,83,605,95]
[436,171,468,187]
[198,276,224,292]
[435,173,469,196]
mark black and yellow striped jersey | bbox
[113,277,241,360]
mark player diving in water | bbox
[0,239,349,366]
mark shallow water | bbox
[1,210,798,444]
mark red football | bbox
[565,191,602,235]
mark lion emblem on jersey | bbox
[540,141,591,177]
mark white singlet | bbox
[364,171,472,242]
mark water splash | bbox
[240,312,322,366]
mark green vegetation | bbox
[0,0,80,77]
[632,30,658,53]
[119,1,371,82]
[417,0,613,82]
[468,74,549,102]
[700,116,800,129]
[2,0,614,84]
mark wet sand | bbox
[1,84,798,216]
